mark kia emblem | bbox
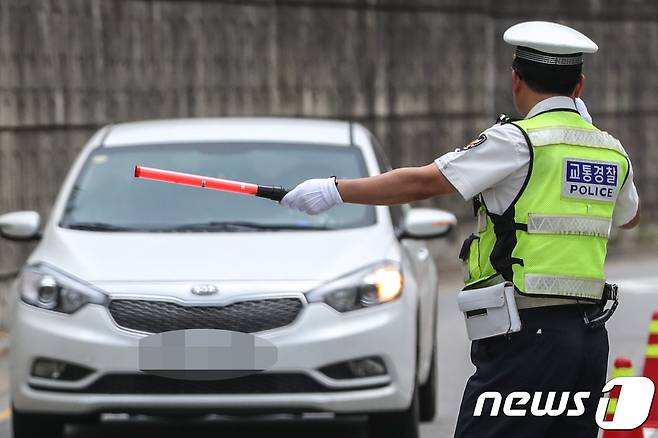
[191,284,219,296]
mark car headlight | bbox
[19,263,107,313]
[306,262,403,312]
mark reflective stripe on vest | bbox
[524,274,605,297]
[527,214,612,238]
[527,127,624,154]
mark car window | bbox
[60,142,376,232]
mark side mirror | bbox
[398,208,457,240]
[0,211,41,241]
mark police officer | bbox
[282,21,640,438]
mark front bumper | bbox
[10,295,416,415]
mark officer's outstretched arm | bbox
[281,164,455,215]
[337,164,455,205]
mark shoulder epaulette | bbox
[496,114,521,125]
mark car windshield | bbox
[60,142,376,232]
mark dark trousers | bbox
[454,305,609,438]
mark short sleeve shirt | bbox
[434,96,639,226]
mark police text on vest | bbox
[562,158,619,202]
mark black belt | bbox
[516,283,619,330]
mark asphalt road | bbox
[0,252,655,438]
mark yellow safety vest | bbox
[461,109,630,301]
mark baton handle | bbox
[256,185,289,202]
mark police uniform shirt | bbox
[435,96,640,308]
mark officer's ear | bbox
[573,73,585,98]
[511,68,523,93]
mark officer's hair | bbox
[512,57,582,95]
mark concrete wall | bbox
[0,1,656,323]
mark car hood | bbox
[30,226,397,283]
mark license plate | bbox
[138,329,278,380]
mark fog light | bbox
[31,358,93,381]
[32,359,66,379]
[347,357,387,378]
[320,356,387,379]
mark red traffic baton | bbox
[134,166,289,202]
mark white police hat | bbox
[504,21,598,66]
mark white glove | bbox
[281,178,343,215]
[575,97,593,124]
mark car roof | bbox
[101,118,356,147]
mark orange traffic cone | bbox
[644,311,658,427]
[602,357,644,438]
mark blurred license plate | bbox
[138,329,278,380]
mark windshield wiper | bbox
[159,221,334,232]
[65,222,143,232]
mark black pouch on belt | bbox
[580,283,619,329]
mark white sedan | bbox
[2,118,456,438]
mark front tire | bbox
[367,387,420,438]
[12,406,65,438]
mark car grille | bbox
[108,297,303,334]
[34,373,345,394]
